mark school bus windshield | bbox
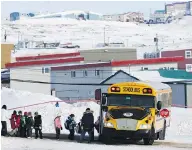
[107,94,155,108]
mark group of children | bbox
[8,108,100,143]
[9,110,42,139]
[54,108,100,143]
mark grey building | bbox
[80,47,137,62]
[163,81,192,108]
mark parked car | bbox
[1,69,10,83]
[60,43,80,48]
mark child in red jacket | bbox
[9,110,22,136]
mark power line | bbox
[10,79,113,86]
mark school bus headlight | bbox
[104,122,114,128]
[139,124,151,129]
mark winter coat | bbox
[65,116,76,130]
[26,116,34,129]
[34,115,42,128]
[10,114,17,129]
[54,117,62,129]
[16,115,21,128]
[1,108,8,121]
[20,116,26,128]
[81,110,94,131]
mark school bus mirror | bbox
[95,89,102,100]
[102,106,108,112]
[157,101,162,110]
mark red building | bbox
[161,49,192,72]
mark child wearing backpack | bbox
[54,115,62,140]
[64,114,76,140]
[26,112,34,138]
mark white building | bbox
[50,56,183,100]
[121,12,144,22]
[103,14,121,21]
[6,52,84,94]
[165,1,192,16]
[103,12,144,22]
[149,10,169,24]
[32,10,103,20]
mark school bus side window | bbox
[168,92,172,106]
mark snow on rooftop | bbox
[131,71,186,82]
[12,48,78,57]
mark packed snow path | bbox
[2,136,192,150]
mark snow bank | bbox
[1,87,60,108]
[1,88,192,143]
[165,107,192,144]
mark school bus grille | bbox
[116,119,137,131]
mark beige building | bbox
[103,12,144,22]
[1,44,14,68]
[80,47,137,62]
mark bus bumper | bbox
[102,127,151,139]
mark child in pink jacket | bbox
[54,116,63,140]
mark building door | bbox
[168,84,185,107]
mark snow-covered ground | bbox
[2,136,192,150]
[2,16,192,58]
[1,87,192,150]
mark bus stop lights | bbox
[143,88,152,94]
[111,87,120,92]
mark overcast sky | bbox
[1,1,173,19]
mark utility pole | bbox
[154,33,160,57]
[155,34,159,53]
[4,30,7,42]
[108,37,110,45]
[104,27,106,46]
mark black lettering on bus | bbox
[123,87,140,92]
[134,88,140,92]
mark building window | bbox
[83,70,88,77]
[71,71,76,77]
[186,64,192,72]
[185,50,192,58]
[42,67,49,73]
[45,68,49,73]
[42,67,44,73]
[95,70,100,76]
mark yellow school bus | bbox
[96,81,172,145]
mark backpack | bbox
[64,120,70,130]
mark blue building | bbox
[10,12,20,21]
[10,12,35,21]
